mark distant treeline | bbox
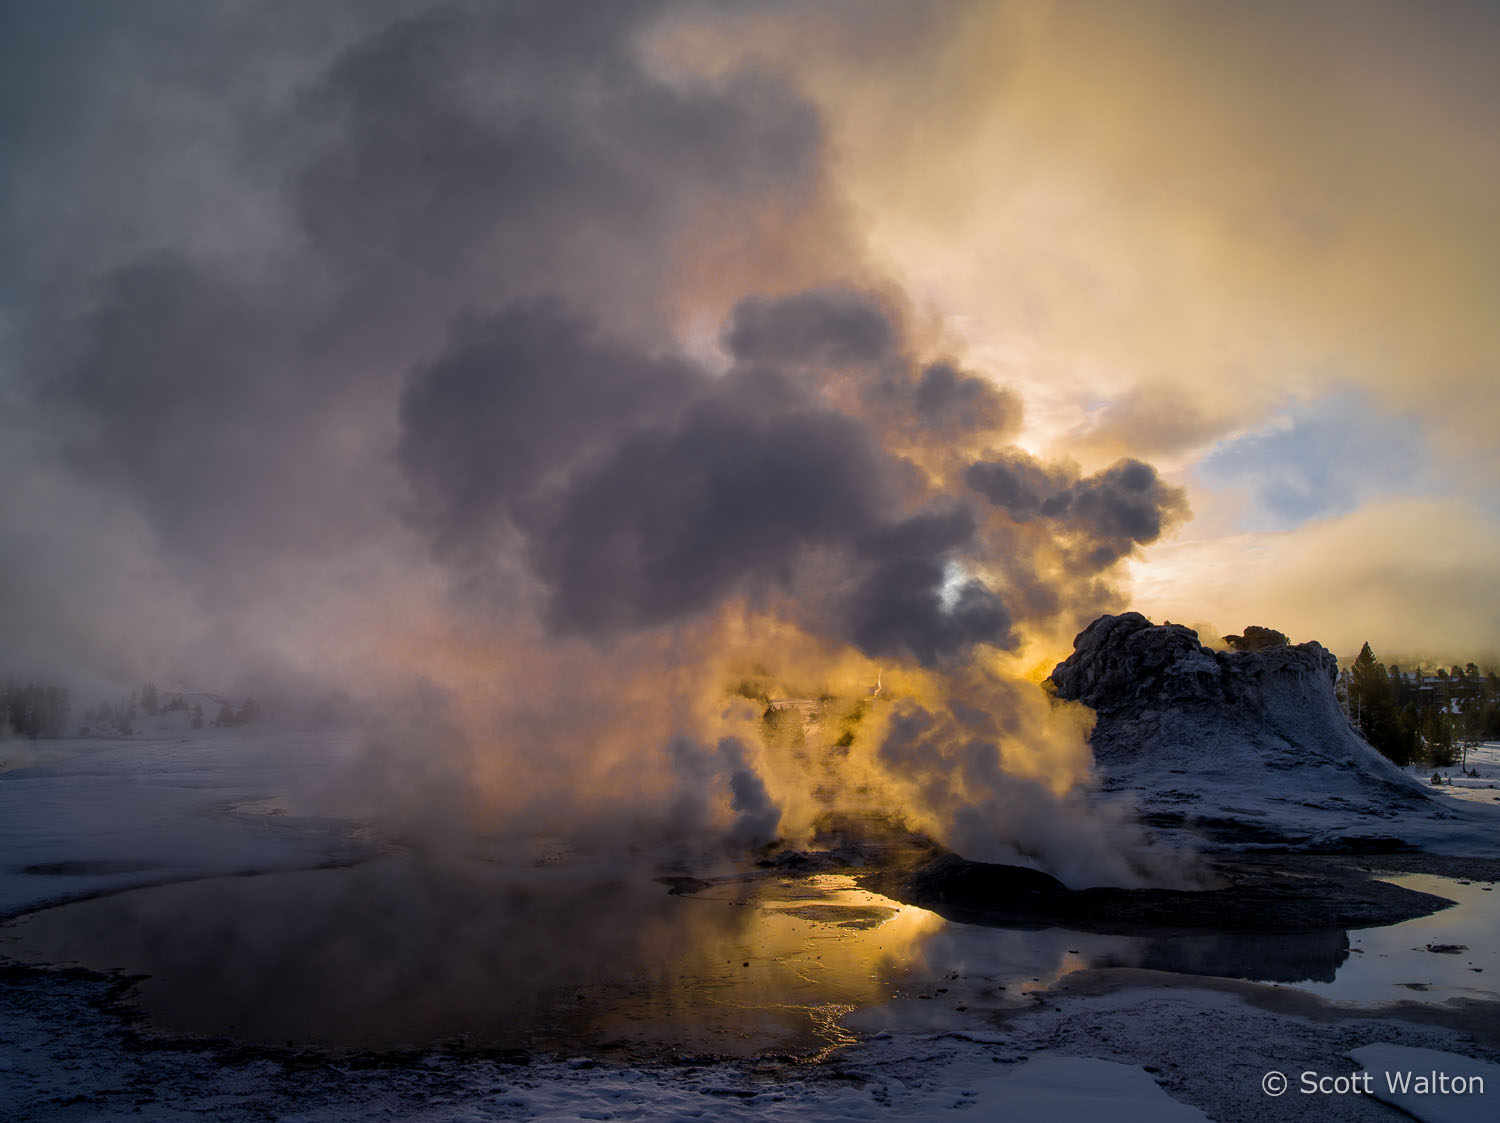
[77,683,261,737]
[80,682,191,735]
[1342,643,1499,768]
[1,681,71,739]
[128,682,205,731]
[212,698,261,727]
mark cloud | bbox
[965,451,1190,569]
[1063,387,1239,466]
[1193,390,1428,530]
[911,361,1021,440]
[669,0,1500,668]
[3,0,853,642]
[37,256,328,563]
[1129,496,1500,663]
[398,298,701,557]
[289,0,843,343]
[400,295,1019,667]
[516,365,890,639]
[0,0,1204,886]
[722,287,897,368]
[842,508,1017,664]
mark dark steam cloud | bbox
[3,0,848,657]
[1,0,1194,884]
[965,450,1189,568]
[36,257,340,569]
[398,299,700,557]
[843,508,1016,664]
[401,297,1014,665]
[291,0,830,336]
[518,370,889,638]
[723,288,897,367]
[911,362,1022,438]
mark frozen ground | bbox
[1351,1045,1499,1123]
[1109,743,1500,855]
[0,711,381,921]
[1097,728,1500,856]
[2,722,1498,1121]
[1404,742,1500,808]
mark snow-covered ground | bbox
[0,713,378,921]
[3,722,1498,1121]
[1095,725,1500,856]
[1407,742,1500,808]
[1351,1045,1499,1123]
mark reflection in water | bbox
[1,863,1491,1057]
[580,874,947,1056]
[0,861,945,1057]
[2,858,733,1052]
[1126,929,1349,983]
[1294,874,1500,1005]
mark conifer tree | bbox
[1350,642,1415,766]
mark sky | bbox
[1,1,1496,870]
[703,0,1500,663]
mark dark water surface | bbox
[1,859,1492,1057]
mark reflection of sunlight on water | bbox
[0,862,961,1059]
[11,861,1484,1060]
[1025,949,1089,992]
[0,860,1137,1057]
[588,875,948,1055]
[1292,874,1500,1006]
[589,870,1500,1055]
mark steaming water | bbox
[0,864,1493,1058]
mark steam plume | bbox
[1,0,1192,886]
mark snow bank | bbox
[1351,1044,1498,1123]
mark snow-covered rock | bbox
[1050,613,1500,852]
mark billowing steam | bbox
[2,1,1191,887]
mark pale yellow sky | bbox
[652,0,1500,659]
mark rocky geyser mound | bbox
[1049,613,1448,850]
